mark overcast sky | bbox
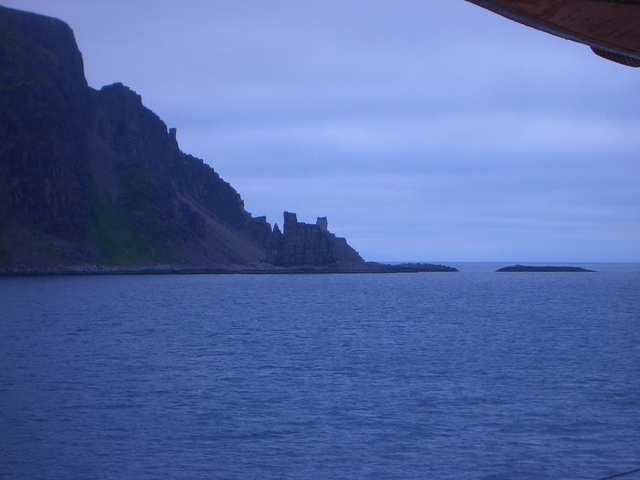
[6,0,640,262]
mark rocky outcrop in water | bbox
[496,265,594,273]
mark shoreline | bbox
[0,262,458,277]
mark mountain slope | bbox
[0,5,274,270]
[0,6,457,275]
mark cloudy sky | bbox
[6,0,640,262]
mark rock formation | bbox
[267,212,363,267]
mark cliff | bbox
[0,6,273,270]
[0,6,367,273]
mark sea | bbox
[1,263,639,480]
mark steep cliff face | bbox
[84,82,271,266]
[0,6,272,268]
[0,6,90,237]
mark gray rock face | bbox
[267,212,363,267]
[0,5,272,268]
[0,6,90,237]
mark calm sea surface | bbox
[1,264,639,479]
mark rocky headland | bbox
[0,6,455,276]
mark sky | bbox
[5,0,640,262]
